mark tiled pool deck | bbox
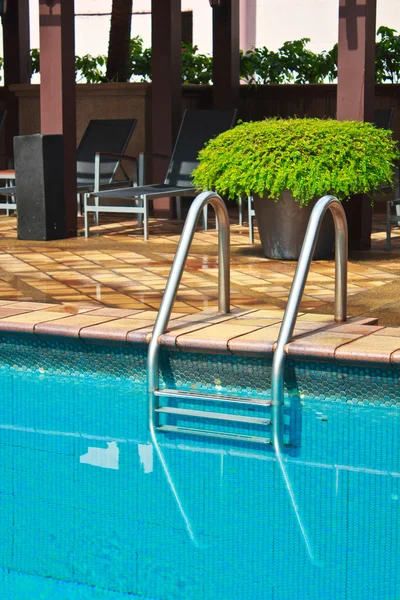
[0,209,399,366]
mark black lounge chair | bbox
[370,109,400,251]
[84,109,238,240]
[76,118,137,215]
[0,118,138,215]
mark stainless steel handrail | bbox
[268,195,347,566]
[147,190,230,418]
[271,195,348,452]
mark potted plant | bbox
[192,118,399,259]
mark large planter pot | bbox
[254,191,335,260]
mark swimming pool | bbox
[0,335,399,599]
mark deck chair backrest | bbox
[76,119,137,187]
[374,108,394,130]
[164,109,238,187]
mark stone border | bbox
[0,300,399,366]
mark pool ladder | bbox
[147,191,348,450]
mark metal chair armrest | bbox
[95,151,138,163]
[137,152,171,186]
[94,152,139,191]
[138,152,170,161]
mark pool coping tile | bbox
[158,309,255,350]
[335,334,400,365]
[34,314,123,338]
[0,308,87,334]
[285,331,366,360]
[0,301,399,367]
[79,317,150,345]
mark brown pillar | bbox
[212,0,240,109]
[2,0,30,162]
[337,0,376,121]
[337,0,377,250]
[151,0,181,217]
[39,0,77,237]
[239,0,256,51]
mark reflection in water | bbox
[151,405,316,560]
[275,447,318,565]
[0,375,399,599]
[138,442,153,473]
[80,441,120,470]
[150,421,199,547]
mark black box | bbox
[14,134,67,241]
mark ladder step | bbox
[156,425,272,445]
[155,406,270,425]
[155,389,271,406]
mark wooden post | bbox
[2,0,30,162]
[151,0,181,217]
[239,0,256,51]
[212,0,240,109]
[337,0,376,121]
[337,0,377,250]
[39,0,76,237]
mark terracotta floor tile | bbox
[230,316,281,327]
[331,323,384,335]
[297,313,332,323]
[236,309,285,320]
[5,301,56,311]
[0,211,397,353]
[0,307,36,318]
[86,308,143,318]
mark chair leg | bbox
[176,196,182,220]
[386,200,392,251]
[77,193,82,217]
[202,204,208,230]
[84,206,89,238]
[94,195,99,226]
[238,196,243,226]
[6,179,12,216]
[136,198,144,228]
[248,196,254,244]
[143,196,149,241]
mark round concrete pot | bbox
[253,191,335,260]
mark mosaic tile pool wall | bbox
[0,333,399,406]
[0,334,398,599]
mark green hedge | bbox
[192,118,400,204]
[4,26,400,85]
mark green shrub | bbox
[20,27,400,85]
[192,118,400,205]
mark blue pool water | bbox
[0,350,399,599]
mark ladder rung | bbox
[156,425,272,445]
[155,406,270,425]
[155,389,271,406]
